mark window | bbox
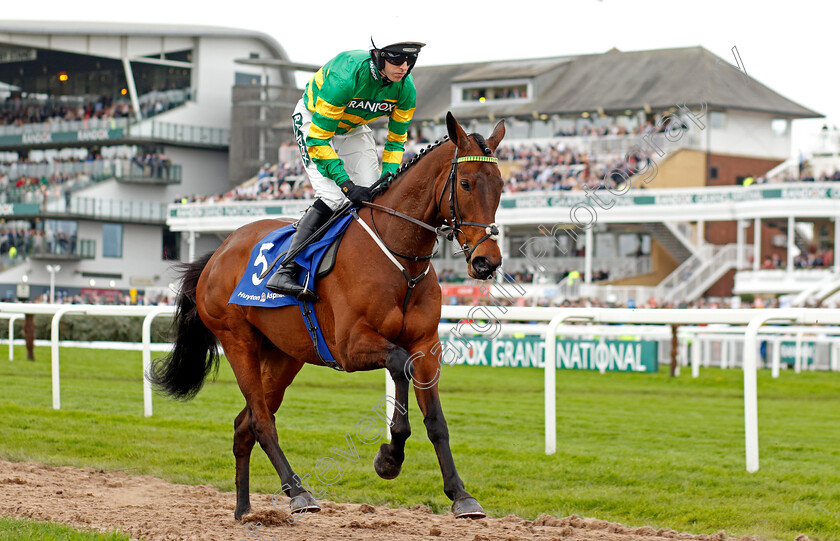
[162,229,179,260]
[235,72,261,86]
[455,79,532,105]
[710,111,726,129]
[102,223,123,258]
[771,118,789,136]
[42,219,78,256]
[461,84,528,103]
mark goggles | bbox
[380,50,418,67]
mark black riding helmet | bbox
[370,38,425,77]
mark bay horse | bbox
[151,112,505,521]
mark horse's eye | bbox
[459,179,471,191]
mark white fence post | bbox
[544,309,597,455]
[142,307,175,418]
[3,313,24,361]
[50,306,85,410]
[742,310,798,473]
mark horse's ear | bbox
[446,111,469,152]
[487,119,506,152]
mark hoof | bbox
[452,497,486,519]
[373,445,402,480]
[234,504,250,521]
[289,492,321,514]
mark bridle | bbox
[357,136,501,313]
[365,136,501,263]
[437,147,501,262]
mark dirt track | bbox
[1,459,749,541]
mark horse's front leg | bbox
[411,343,486,518]
[373,346,412,480]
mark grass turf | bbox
[0,516,131,540]
[0,345,838,540]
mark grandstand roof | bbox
[0,20,290,63]
[412,46,821,121]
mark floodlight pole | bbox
[46,264,61,303]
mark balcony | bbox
[115,160,182,185]
[27,238,96,261]
[68,198,168,223]
[0,117,228,150]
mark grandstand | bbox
[167,44,839,308]
[0,21,303,302]
[0,23,837,308]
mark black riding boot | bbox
[265,201,333,300]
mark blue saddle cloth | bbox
[229,215,353,308]
[228,214,354,368]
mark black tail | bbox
[150,251,220,400]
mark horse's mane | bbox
[386,133,494,184]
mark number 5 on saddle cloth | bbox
[228,214,354,370]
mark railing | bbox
[656,244,747,303]
[0,117,131,137]
[734,268,840,297]
[655,244,716,300]
[4,302,840,473]
[0,158,181,185]
[506,256,651,283]
[115,160,181,184]
[579,284,657,306]
[661,221,699,256]
[27,238,96,260]
[69,197,168,222]
[131,120,230,146]
[501,129,703,156]
[0,116,228,148]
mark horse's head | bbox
[441,112,506,280]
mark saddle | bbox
[228,214,354,309]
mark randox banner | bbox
[438,335,658,373]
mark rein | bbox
[364,139,501,263]
[356,139,501,312]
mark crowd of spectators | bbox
[0,170,79,205]
[495,142,654,194]
[175,147,312,204]
[0,226,78,265]
[756,249,835,270]
[131,153,173,180]
[1,87,191,129]
[1,94,132,127]
[24,290,175,305]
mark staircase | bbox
[655,244,747,303]
[644,222,695,263]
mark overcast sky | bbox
[5,0,838,154]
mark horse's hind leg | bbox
[219,326,316,518]
[374,346,413,480]
[233,405,255,519]
[233,345,306,519]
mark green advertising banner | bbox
[0,203,41,216]
[0,128,125,146]
[499,185,840,210]
[779,341,816,367]
[438,335,658,373]
[169,201,309,218]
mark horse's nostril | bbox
[472,257,491,274]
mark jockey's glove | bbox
[340,181,373,206]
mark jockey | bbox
[266,37,425,299]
